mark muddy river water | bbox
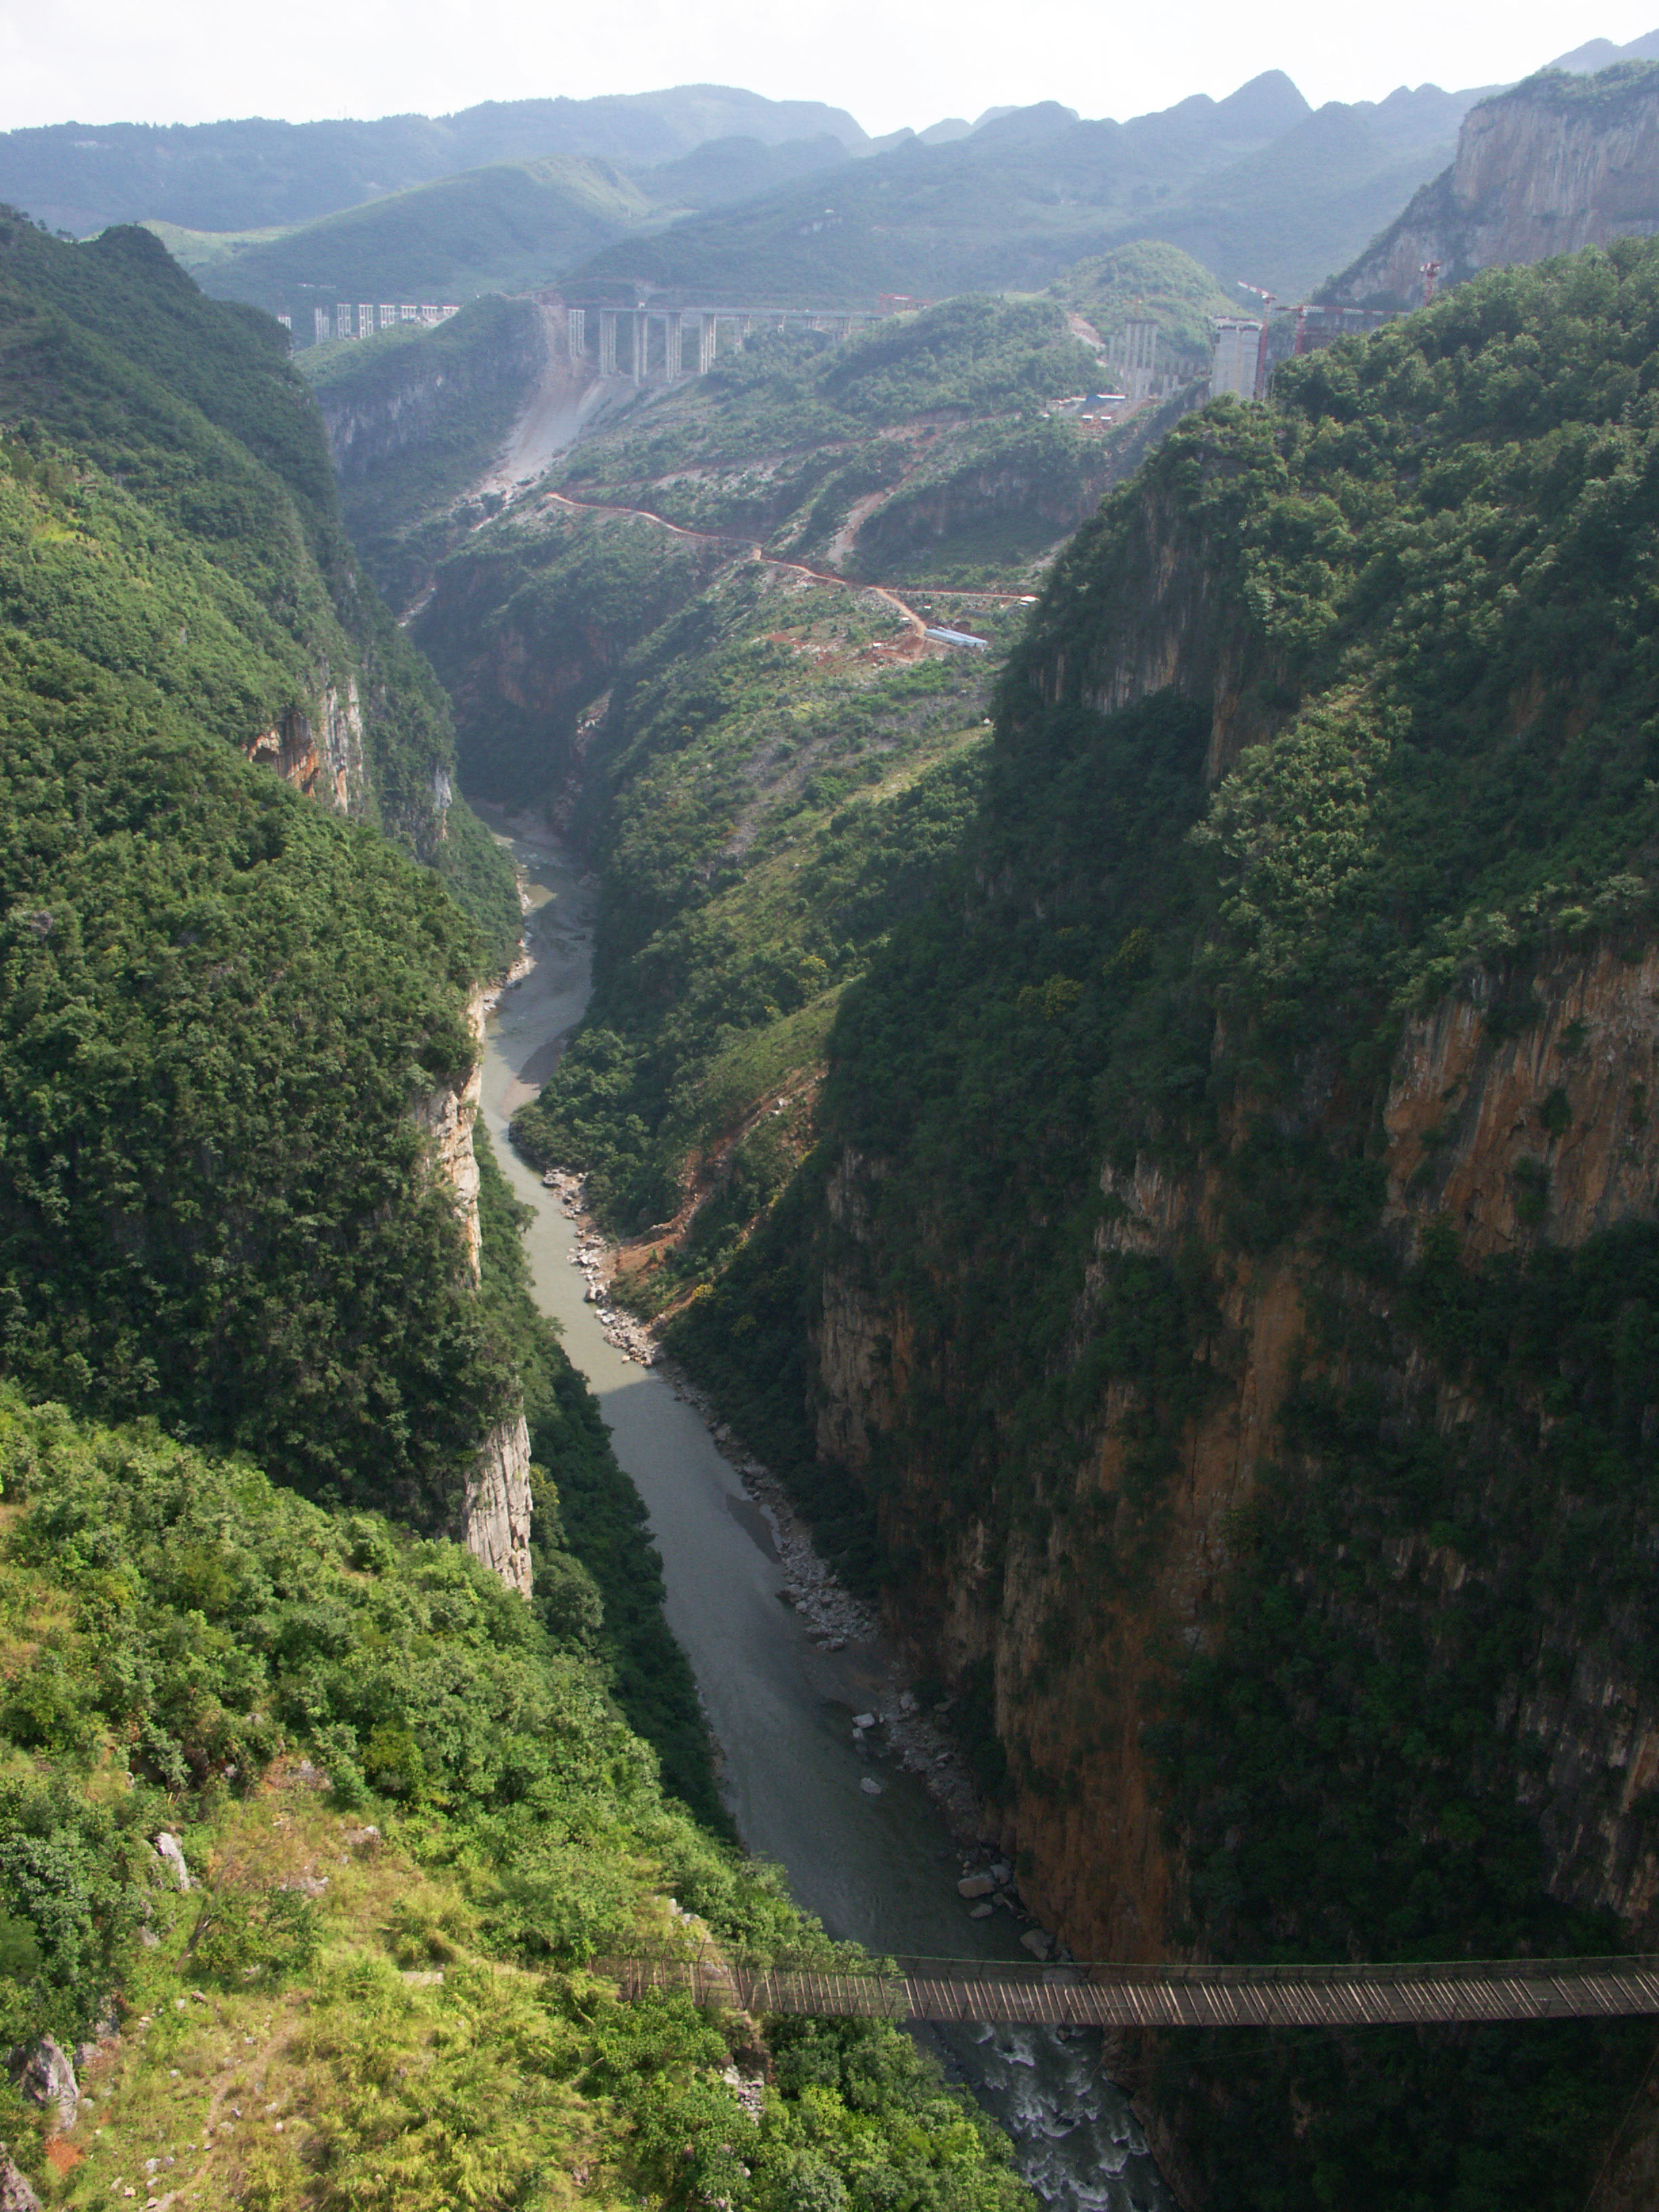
[476,817,1174,2211]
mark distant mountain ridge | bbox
[0,85,870,236]
[560,70,1483,306]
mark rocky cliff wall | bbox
[1328,64,1659,309]
[416,991,535,1595]
[464,1410,535,1599]
[315,298,548,486]
[243,672,367,814]
[414,989,487,1281]
[811,926,1659,1959]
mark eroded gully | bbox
[476,814,1174,2212]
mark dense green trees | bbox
[0,209,517,949]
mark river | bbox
[476,815,1174,2212]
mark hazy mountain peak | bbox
[1549,26,1659,72]
[1212,69,1313,135]
[970,101,1082,144]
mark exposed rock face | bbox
[244,674,367,813]
[8,2037,77,2132]
[415,991,535,1597]
[314,297,548,488]
[152,1830,192,1891]
[415,991,487,1280]
[813,929,1659,1964]
[464,1410,535,1597]
[1384,940,1659,1259]
[1327,63,1659,309]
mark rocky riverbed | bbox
[535,1156,1069,1957]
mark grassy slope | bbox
[684,238,1659,2209]
[0,1393,1029,2212]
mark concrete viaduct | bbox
[560,303,882,384]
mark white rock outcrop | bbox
[415,991,487,1281]
[464,1410,534,1599]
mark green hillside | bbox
[0,1392,1028,2212]
[0,208,516,935]
[1053,239,1252,352]
[193,158,657,319]
[640,130,851,211]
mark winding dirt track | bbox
[534,483,1039,634]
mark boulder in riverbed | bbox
[957,1875,996,1899]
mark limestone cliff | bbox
[244,673,367,813]
[811,931,1659,1957]
[463,1410,535,1599]
[1326,62,1659,309]
[414,989,487,1281]
[417,991,535,1595]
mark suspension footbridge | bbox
[598,1952,1659,2028]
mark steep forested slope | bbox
[0,217,528,1517]
[0,207,516,935]
[665,239,1659,2207]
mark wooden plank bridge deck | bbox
[597,1954,1659,2028]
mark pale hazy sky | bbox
[0,0,1652,138]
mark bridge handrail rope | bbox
[598,1945,1659,1984]
[588,1948,1659,2026]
